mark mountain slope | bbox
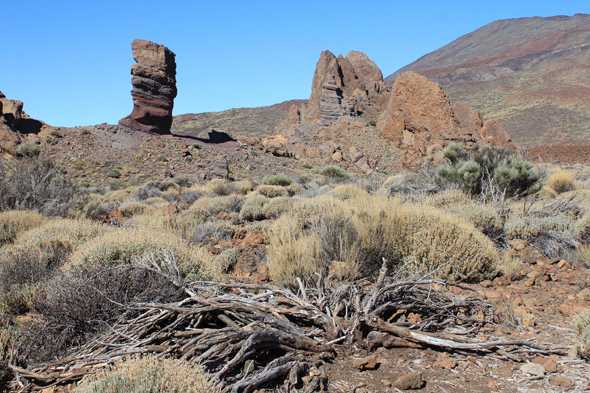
[171,99,307,139]
[385,14,590,161]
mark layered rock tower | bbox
[119,39,177,134]
[0,91,24,155]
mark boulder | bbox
[119,39,177,134]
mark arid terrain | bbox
[1,14,590,393]
[386,14,590,162]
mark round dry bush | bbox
[75,354,220,393]
[189,195,244,217]
[142,197,171,209]
[108,187,140,203]
[328,184,371,201]
[240,194,268,221]
[546,169,576,194]
[118,201,155,218]
[0,210,46,246]
[256,185,288,198]
[267,194,498,288]
[69,228,220,281]
[16,218,108,251]
[263,196,295,219]
[575,311,590,360]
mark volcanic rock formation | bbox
[0,91,23,155]
[377,71,516,165]
[299,50,390,126]
[119,39,177,134]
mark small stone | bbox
[542,359,558,373]
[577,288,590,300]
[487,381,499,389]
[480,280,493,288]
[393,372,425,390]
[434,354,458,369]
[567,345,579,358]
[520,362,545,376]
[352,355,378,370]
[557,304,574,316]
[381,380,392,387]
[557,260,570,269]
[549,376,572,387]
[301,376,312,384]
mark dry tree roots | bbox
[10,260,552,392]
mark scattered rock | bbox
[520,362,545,376]
[119,39,177,134]
[549,376,572,388]
[487,381,499,389]
[393,371,425,390]
[381,380,392,387]
[162,203,179,215]
[434,353,458,369]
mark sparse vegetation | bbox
[261,173,292,186]
[311,165,352,182]
[16,142,41,157]
[106,169,121,179]
[546,168,576,194]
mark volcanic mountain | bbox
[385,13,590,162]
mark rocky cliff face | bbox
[119,39,177,134]
[267,52,517,171]
[300,50,389,126]
[0,91,23,155]
[377,72,516,166]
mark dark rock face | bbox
[0,91,23,154]
[119,39,177,134]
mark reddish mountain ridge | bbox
[385,14,590,162]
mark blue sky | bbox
[2,0,589,127]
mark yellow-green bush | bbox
[240,195,294,221]
[189,195,244,218]
[203,179,253,196]
[108,186,140,203]
[75,354,220,393]
[0,210,46,245]
[142,197,171,209]
[546,169,576,194]
[69,228,219,281]
[267,194,498,288]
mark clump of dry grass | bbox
[16,218,108,251]
[546,168,576,194]
[497,257,522,281]
[118,201,155,218]
[191,179,253,196]
[75,354,219,393]
[267,193,498,288]
[256,185,288,198]
[0,210,46,246]
[69,227,220,281]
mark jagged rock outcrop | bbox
[0,91,23,155]
[119,39,177,134]
[300,50,389,126]
[377,72,516,166]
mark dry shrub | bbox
[84,199,115,221]
[256,184,288,198]
[118,201,155,218]
[108,187,140,203]
[16,218,108,251]
[261,174,292,186]
[142,197,171,208]
[546,169,576,194]
[267,194,498,288]
[422,190,505,244]
[328,184,371,200]
[0,158,76,216]
[127,210,205,240]
[498,257,522,281]
[576,244,590,268]
[69,227,219,281]
[75,354,219,393]
[575,311,590,360]
[189,195,244,218]
[192,220,235,244]
[505,215,578,259]
[25,262,184,362]
[239,195,294,221]
[0,210,46,246]
[205,179,252,196]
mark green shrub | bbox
[299,174,312,184]
[436,145,541,197]
[312,165,352,182]
[49,129,61,138]
[79,129,91,136]
[367,119,377,127]
[106,169,121,179]
[216,248,238,273]
[256,185,288,198]
[16,142,40,157]
[261,174,293,186]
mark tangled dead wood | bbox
[10,260,553,392]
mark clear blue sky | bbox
[1,0,588,127]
